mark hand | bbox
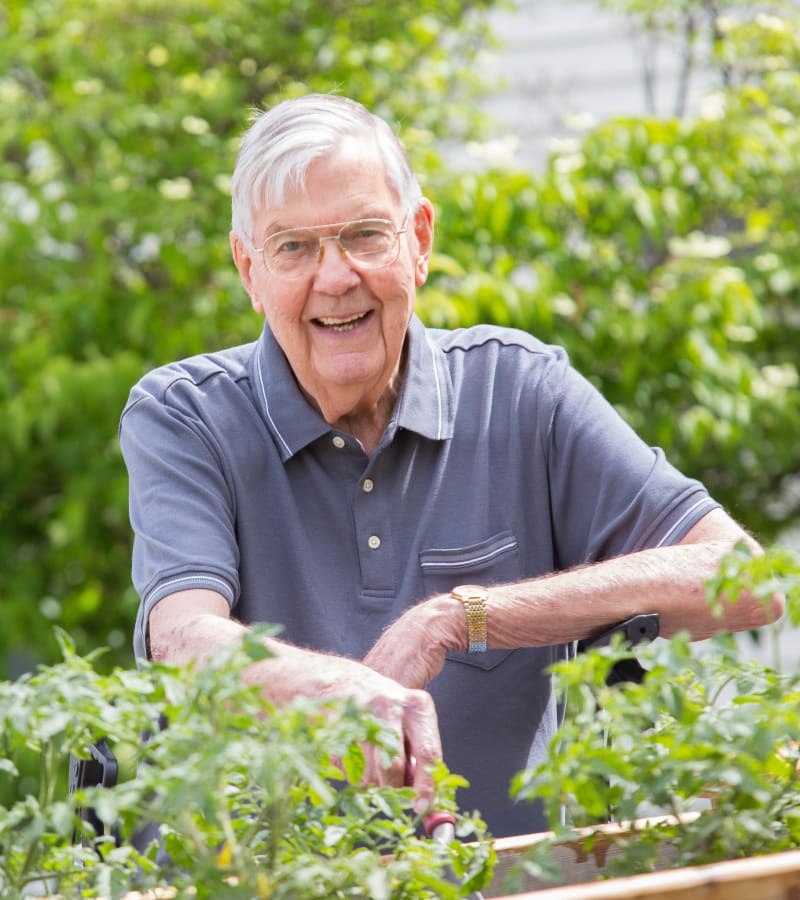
[319,660,443,813]
[361,679,442,813]
[148,592,445,811]
[363,594,464,690]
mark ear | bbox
[230,231,266,315]
[412,198,435,287]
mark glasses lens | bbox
[261,218,402,278]
[263,229,320,276]
[339,220,396,266]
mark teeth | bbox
[317,312,364,325]
[316,312,367,332]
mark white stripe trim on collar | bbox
[256,342,292,457]
[425,333,445,440]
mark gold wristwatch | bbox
[451,584,488,654]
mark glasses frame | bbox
[255,214,410,280]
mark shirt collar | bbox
[251,313,454,462]
[391,313,454,442]
[250,324,330,461]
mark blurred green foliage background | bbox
[1,0,798,677]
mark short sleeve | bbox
[542,358,718,569]
[119,385,240,660]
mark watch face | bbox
[452,584,488,601]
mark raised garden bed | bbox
[484,814,800,898]
[38,817,800,899]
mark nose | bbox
[312,236,361,293]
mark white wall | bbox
[474,0,714,171]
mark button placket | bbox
[353,457,393,592]
[364,478,381,549]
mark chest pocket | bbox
[420,530,520,672]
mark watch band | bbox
[451,584,488,654]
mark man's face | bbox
[231,136,434,426]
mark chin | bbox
[323,357,385,387]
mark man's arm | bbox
[363,508,786,690]
[148,589,442,812]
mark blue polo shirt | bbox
[119,314,717,837]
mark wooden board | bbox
[490,849,800,899]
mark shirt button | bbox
[332,435,345,449]
[362,478,374,493]
[368,535,381,550]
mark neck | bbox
[331,378,402,455]
[306,345,407,456]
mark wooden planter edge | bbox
[491,845,800,900]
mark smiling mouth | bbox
[313,311,371,333]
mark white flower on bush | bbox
[158,177,193,200]
[130,232,162,263]
[668,231,731,259]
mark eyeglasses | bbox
[256,217,408,280]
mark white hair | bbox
[230,94,423,241]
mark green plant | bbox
[0,627,493,899]
[4,0,800,681]
[0,0,498,676]
[507,545,800,888]
[423,4,800,543]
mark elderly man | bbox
[119,93,782,838]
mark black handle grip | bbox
[577,613,660,685]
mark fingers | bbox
[362,630,426,687]
[360,686,442,812]
[361,694,413,788]
[403,689,442,813]
[364,643,443,690]
[362,602,450,690]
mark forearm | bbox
[150,601,385,706]
[373,518,783,688]
[148,589,442,807]
[484,539,777,649]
